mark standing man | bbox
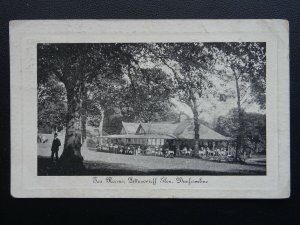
[51,133,61,163]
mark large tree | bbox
[215,42,266,159]
[38,43,130,169]
[148,43,218,151]
[84,45,176,134]
[38,43,176,169]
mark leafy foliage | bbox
[215,109,266,153]
[215,42,266,109]
[38,75,66,133]
[37,43,177,134]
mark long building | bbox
[100,120,231,150]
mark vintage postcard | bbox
[10,20,290,198]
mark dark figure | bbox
[51,133,61,162]
[37,134,42,143]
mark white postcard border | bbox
[10,20,290,198]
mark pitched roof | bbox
[175,120,231,140]
[139,123,178,135]
[121,120,230,141]
[173,120,192,136]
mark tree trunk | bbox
[81,115,87,143]
[234,73,243,161]
[81,90,88,144]
[59,81,84,171]
[99,109,104,145]
[191,96,200,152]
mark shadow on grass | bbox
[38,156,266,176]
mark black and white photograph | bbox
[10,20,289,198]
[37,42,267,176]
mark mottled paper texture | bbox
[10,20,289,198]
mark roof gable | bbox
[136,124,146,134]
[121,122,141,134]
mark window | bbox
[160,139,164,145]
[151,139,155,145]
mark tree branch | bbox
[52,70,64,83]
[128,63,138,95]
[147,47,181,79]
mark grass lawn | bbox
[38,135,266,176]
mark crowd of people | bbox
[96,143,233,160]
[197,146,231,158]
[96,143,175,158]
[174,146,232,158]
